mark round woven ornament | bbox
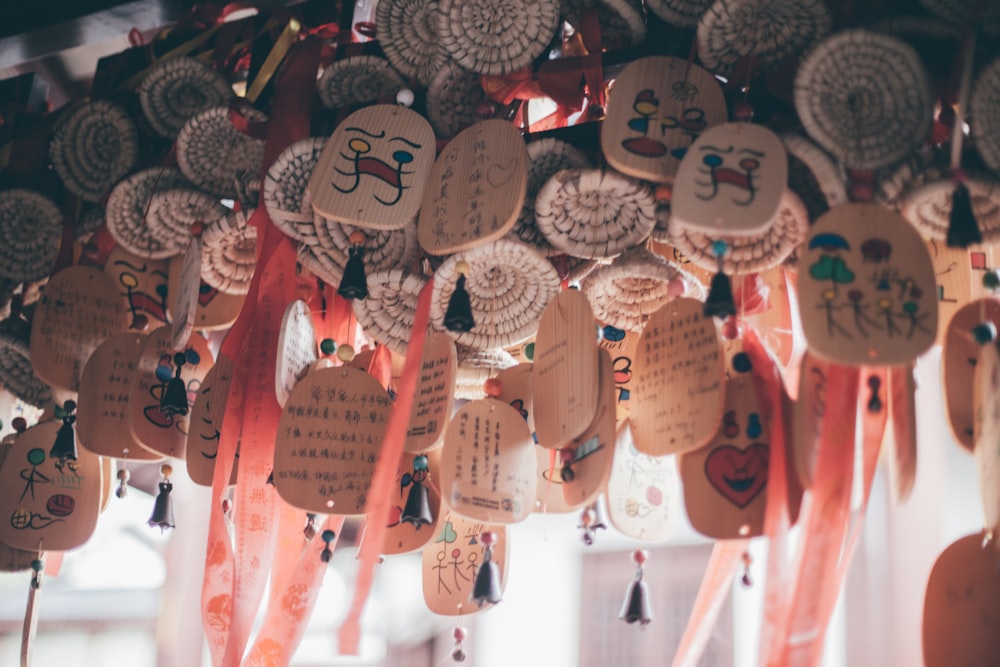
[508,138,593,255]
[437,0,560,76]
[781,133,848,224]
[454,345,517,400]
[376,0,448,87]
[75,206,106,241]
[146,188,228,256]
[875,145,943,205]
[560,0,647,50]
[430,239,561,350]
[139,56,232,138]
[0,189,63,282]
[264,137,327,244]
[581,245,703,333]
[352,269,429,355]
[317,56,406,109]
[426,60,488,138]
[176,105,267,198]
[49,100,139,203]
[549,254,599,285]
[642,0,712,27]
[201,207,257,295]
[535,168,657,259]
[297,244,343,288]
[106,167,192,259]
[0,319,52,408]
[972,57,1000,175]
[917,0,1000,36]
[794,29,933,170]
[313,216,421,275]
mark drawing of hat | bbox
[454,345,518,400]
[560,0,647,50]
[643,0,712,27]
[139,56,232,138]
[200,207,256,295]
[0,317,52,409]
[176,105,267,198]
[0,189,63,283]
[146,187,229,256]
[972,57,1000,176]
[49,100,139,203]
[376,0,448,87]
[106,167,193,259]
[264,137,327,244]
[317,56,406,109]
[352,268,429,355]
[426,60,488,138]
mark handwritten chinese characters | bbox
[276,300,318,408]
[406,332,456,453]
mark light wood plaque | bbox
[104,246,170,329]
[973,342,1000,538]
[167,254,245,332]
[943,298,1000,451]
[405,332,457,453]
[421,511,508,616]
[605,420,679,543]
[187,356,238,487]
[562,349,616,509]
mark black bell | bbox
[49,401,78,463]
[444,273,475,333]
[619,574,653,626]
[703,271,736,319]
[400,481,433,530]
[337,244,369,301]
[148,481,175,532]
[471,532,502,607]
[947,180,982,248]
[160,353,189,417]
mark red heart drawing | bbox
[704,443,769,508]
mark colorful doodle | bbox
[694,144,763,205]
[18,448,51,502]
[621,89,708,161]
[332,127,420,205]
[113,258,168,325]
[144,348,202,430]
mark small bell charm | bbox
[451,626,468,662]
[115,467,130,499]
[578,496,608,546]
[30,557,43,590]
[444,261,475,333]
[337,231,369,300]
[303,513,317,541]
[620,549,653,626]
[704,241,736,320]
[471,531,502,607]
[320,529,337,563]
[160,352,190,417]
[947,171,982,248]
[740,551,753,588]
[148,464,176,532]
[401,455,434,530]
[49,400,78,468]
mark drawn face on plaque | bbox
[602,56,727,184]
[187,356,239,487]
[104,246,170,329]
[606,420,678,543]
[799,204,938,365]
[0,420,102,551]
[421,512,508,616]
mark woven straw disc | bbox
[76,206,105,241]
[454,345,517,400]
[535,168,656,259]
[642,0,712,27]
[297,244,343,288]
[201,207,257,295]
[555,255,599,284]
[146,188,229,256]
[0,322,52,408]
[508,138,592,255]
[376,0,448,87]
[794,30,933,170]
[426,60,487,138]
[139,56,232,138]
[176,106,266,198]
[106,167,192,259]
[313,216,420,275]
[265,137,327,244]
[352,269,429,355]
[0,189,63,282]
[781,133,848,224]
[698,0,832,75]
[437,0,560,75]
[430,239,561,350]
[581,246,704,333]
[918,0,1000,36]
[560,0,646,50]
[972,57,1000,175]
[49,100,139,203]
[317,56,406,109]
[901,175,1000,243]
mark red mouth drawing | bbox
[704,443,769,508]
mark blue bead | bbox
[711,240,728,258]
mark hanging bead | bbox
[866,375,883,414]
[451,626,468,662]
[30,558,43,590]
[741,551,753,587]
[620,549,652,626]
[444,261,475,333]
[320,338,336,355]
[304,513,317,541]
[320,529,337,563]
[148,464,176,532]
[115,468,130,499]
[704,241,736,320]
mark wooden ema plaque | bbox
[746,267,795,368]
[273,365,392,514]
[943,299,1000,451]
[406,331,457,453]
[127,327,214,459]
[0,420,102,551]
[0,442,37,571]
[187,356,238,487]
[104,246,170,329]
[597,324,641,424]
[923,533,1000,667]
[534,444,575,514]
[363,449,443,556]
[167,254,245,332]
[606,420,679,543]
[170,237,202,349]
[927,239,999,344]
[421,512,508,616]
[30,266,130,392]
[562,349,616,509]
[631,297,725,456]
[671,122,787,235]
[601,56,726,184]
[77,332,162,461]
[973,342,1000,538]
[887,364,917,501]
[793,352,827,487]
[799,204,938,366]
[417,119,528,255]
[309,104,435,230]
[533,289,600,448]
[276,300,318,409]
[440,398,537,524]
[679,339,769,539]
[496,363,534,435]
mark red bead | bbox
[483,377,503,398]
[733,101,754,122]
[632,548,648,565]
[222,499,233,513]
[480,531,497,547]
[452,626,468,642]
[476,101,497,118]
[667,277,686,297]
[11,417,27,433]
[190,221,205,237]
[849,181,874,202]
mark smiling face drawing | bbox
[694,144,764,206]
[332,127,420,206]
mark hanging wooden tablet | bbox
[923,533,1000,667]
[650,239,714,287]
[99,455,113,511]
[631,297,725,456]
[30,266,130,392]
[0,420,102,551]
[272,365,392,514]
[170,236,202,349]
[532,289,600,448]
[535,444,575,514]
[417,119,528,255]
[601,56,726,184]
[887,364,917,502]
[671,123,787,235]
[793,352,826,487]
[186,356,238,486]
[127,327,214,459]
[799,204,938,365]
[746,267,795,368]
[943,299,1000,452]
[103,246,170,330]
[562,349,615,509]
[440,397,536,524]
[679,339,769,539]
[167,254,245,332]
[365,449,443,556]
[495,363,534,435]
[606,420,679,543]
[309,104,435,230]
[276,300,318,409]
[925,239,998,344]
[421,512,508,616]
[406,332,457,453]
[974,342,1000,539]
[0,440,35,571]
[76,332,162,461]
[597,324,640,424]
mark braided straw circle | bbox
[0,321,52,408]
[437,0,560,76]
[313,217,420,275]
[535,168,657,259]
[297,244,343,288]
[352,269,429,355]
[781,133,848,224]
[176,105,266,198]
[972,57,1000,175]
[146,188,228,256]
[875,145,943,206]
[317,56,406,109]
[430,239,561,350]
[139,56,231,138]
[376,0,448,87]
[454,345,518,400]
[901,174,1000,243]
[581,245,704,333]
[201,207,257,295]
[106,167,192,259]
[75,206,105,241]
[0,189,63,282]
[426,60,487,138]
[642,0,712,27]
[49,100,139,203]
[794,29,933,170]
[265,137,327,243]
